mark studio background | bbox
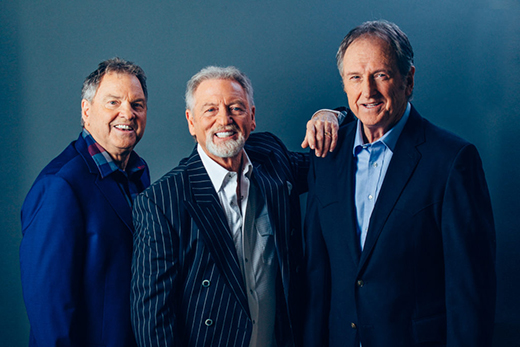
[1,0,519,345]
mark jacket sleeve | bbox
[131,191,181,347]
[289,107,354,195]
[20,175,87,346]
[442,144,496,346]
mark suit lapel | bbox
[246,146,291,291]
[76,135,134,232]
[316,122,361,267]
[183,151,250,316]
[334,125,362,266]
[359,107,425,269]
[96,176,133,230]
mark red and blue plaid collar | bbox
[81,129,146,179]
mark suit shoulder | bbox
[420,117,474,154]
[246,131,292,154]
[31,141,91,187]
[139,155,191,199]
[247,132,282,146]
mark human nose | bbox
[361,77,377,98]
[215,107,233,125]
[120,101,135,119]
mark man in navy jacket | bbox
[20,58,150,346]
[304,21,496,346]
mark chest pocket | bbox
[255,212,275,265]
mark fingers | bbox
[302,120,316,150]
[321,119,339,158]
[309,111,339,158]
[314,118,326,157]
[302,110,340,157]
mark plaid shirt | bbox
[82,129,147,206]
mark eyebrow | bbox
[345,68,394,78]
[103,95,146,103]
[104,94,121,100]
[201,100,247,108]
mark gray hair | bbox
[81,57,147,103]
[336,20,414,78]
[185,66,254,111]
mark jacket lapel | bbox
[317,123,361,267]
[248,147,291,290]
[359,107,425,269]
[183,151,250,316]
[75,135,134,232]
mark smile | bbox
[362,102,383,108]
[114,124,134,131]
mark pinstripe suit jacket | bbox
[131,132,309,347]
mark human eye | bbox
[132,102,145,110]
[106,99,120,108]
[203,107,217,116]
[230,106,246,115]
[375,72,388,79]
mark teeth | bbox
[215,131,233,138]
[115,125,132,130]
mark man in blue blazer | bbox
[20,58,150,346]
[304,21,496,346]
[131,66,343,347]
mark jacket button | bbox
[351,322,357,329]
[357,280,364,287]
[202,280,210,287]
[205,319,213,326]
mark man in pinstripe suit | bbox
[131,66,343,347]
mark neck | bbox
[212,151,244,173]
[363,112,405,143]
[111,152,131,171]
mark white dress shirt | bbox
[198,145,278,347]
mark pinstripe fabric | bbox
[131,132,309,347]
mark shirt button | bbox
[372,162,378,168]
[357,280,364,287]
[205,319,213,326]
[202,280,210,288]
[368,194,373,200]
[351,322,357,329]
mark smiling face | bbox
[81,72,147,168]
[341,36,414,143]
[186,78,256,172]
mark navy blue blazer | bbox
[303,106,496,346]
[20,133,150,346]
[131,132,308,347]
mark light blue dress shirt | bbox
[354,103,411,250]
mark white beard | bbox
[206,131,245,158]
